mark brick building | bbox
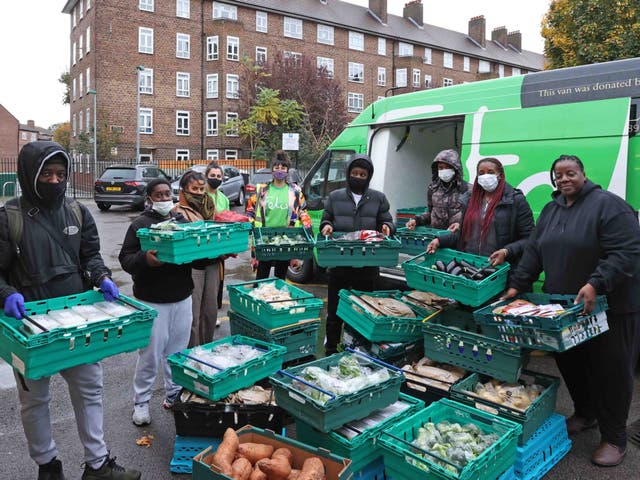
[18,120,54,153]
[62,0,544,163]
[0,104,20,159]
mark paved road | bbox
[0,199,638,479]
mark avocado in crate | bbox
[403,249,510,307]
[315,231,401,268]
[168,335,286,401]
[269,351,404,432]
[253,226,314,260]
[0,290,157,380]
[227,278,323,329]
[342,325,424,366]
[397,226,450,255]
[400,357,468,405]
[450,370,560,445]
[379,398,521,480]
[422,307,529,383]
[229,310,319,363]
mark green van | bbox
[290,58,640,283]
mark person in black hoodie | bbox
[119,179,194,427]
[0,141,140,480]
[319,154,395,355]
[504,155,640,467]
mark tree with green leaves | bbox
[72,121,121,160]
[58,71,71,105]
[542,0,640,69]
[52,123,71,151]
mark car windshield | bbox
[250,172,273,184]
[100,168,137,180]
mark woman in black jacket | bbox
[319,154,395,355]
[504,155,640,467]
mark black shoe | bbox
[82,456,141,480]
[38,457,65,480]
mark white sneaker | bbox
[132,403,151,426]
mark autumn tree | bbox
[73,121,121,160]
[541,0,640,69]
[58,70,71,105]
[52,123,71,151]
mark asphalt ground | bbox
[0,199,638,479]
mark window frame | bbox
[206,149,219,161]
[284,17,303,39]
[478,60,491,73]
[86,26,91,53]
[85,66,90,92]
[424,47,432,64]
[225,149,238,160]
[256,11,267,33]
[139,0,153,12]
[226,36,239,61]
[349,31,364,51]
[225,112,239,136]
[176,149,190,161]
[139,108,153,134]
[139,27,154,54]
[443,51,453,69]
[176,0,190,18]
[213,2,237,20]
[206,73,219,98]
[378,37,386,56]
[377,67,386,87]
[347,92,364,113]
[317,56,334,78]
[176,33,190,59]
[256,46,267,64]
[206,36,219,60]
[412,68,421,88]
[139,68,153,94]
[226,74,239,99]
[398,42,413,57]
[395,68,407,87]
[206,111,219,136]
[176,110,190,136]
[463,56,470,72]
[317,24,334,45]
[443,77,454,87]
[176,72,190,97]
[348,62,364,83]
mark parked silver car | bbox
[171,164,246,205]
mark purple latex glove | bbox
[100,278,119,302]
[4,293,26,319]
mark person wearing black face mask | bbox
[319,154,395,355]
[205,162,230,212]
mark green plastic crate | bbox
[253,226,315,261]
[422,308,529,383]
[397,227,450,255]
[379,398,521,480]
[0,291,157,380]
[338,289,440,343]
[343,325,424,365]
[396,206,428,228]
[229,310,319,363]
[192,425,352,480]
[450,370,560,445]
[227,278,323,328]
[269,351,404,432]
[168,335,286,401]
[403,249,510,307]
[315,232,401,268]
[137,220,251,264]
[295,393,425,472]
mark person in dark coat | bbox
[0,141,140,480]
[504,154,640,467]
[319,154,395,355]
[427,157,534,268]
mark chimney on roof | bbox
[403,0,423,27]
[492,26,507,48]
[369,0,387,24]
[507,30,522,52]
[468,15,486,48]
[27,120,35,128]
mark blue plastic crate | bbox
[170,435,221,474]
[353,456,387,480]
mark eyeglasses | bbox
[39,170,67,180]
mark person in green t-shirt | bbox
[205,162,230,212]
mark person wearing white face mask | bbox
[118,179,194,426]
[406,149,470,232]
[427,157,534,269]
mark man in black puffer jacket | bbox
[320,154,395,354]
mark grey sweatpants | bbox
[14,363,108,467]
[133,296,192,404]
[189,262,220,347]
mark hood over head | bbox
[346,154,374,192]
[431,149,462,179]
[17,141,71,206]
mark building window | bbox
[206,112,219,136]
[139,68,153,94]
[377,67,386,86]
[72,42,76,64]
[348,62,364,83]
[139,108,153,134]
[226,74,239,99]
[226,112,239,136]
[256,11,267,32]
[72,6,76,28]
[443,78,454,87]
[378,37,386,55]
[87,0,91,10]
[176,33,190,59]
[284,51,302,63]
[213,2,237,20]
[478,60,491,73]
[176,0,189,18]
[72,114,77,136]
[395,68,407,87]
[139,0,153,12]
[512,67,521,76]
[176,111,190,135]
[78,36,83,59]
[176,72,190,97]
[424,47,432,64]
[79,73,83,97]
[225,149,238,160]
[284,17,302,39]
[21,132,27,140]
[317,57,334,78]
[72,78,76,101]
[256,46,267,64]
[412,69,420,87]
[206,149,219,160]
[79,111,83,133]
[317,24,334,45]
[176,149,190,161]
[443,52,453,69]
[86,26,91,53]
[206,74,218,98]
[349,31,364,51]
[86,67,90,91]
[207,36,219,60]
[86,107,90,131]
[463,56,470,72]
[398,42,413,57]
[227,36,239,61]
[348,92,364,113]
[498,64,505,78]
[425,74,432,88]
[139,27,153,54]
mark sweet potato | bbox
[297,457,325,480]
[287,470,301,480]
[231,457,253,480]
[256,450,292,480]
[213,428,239,476]
[249,464,268,480]
[272,448,293,464]
[237,442,275,465]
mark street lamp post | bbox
[88,89,97,177]
[136,65,145,162]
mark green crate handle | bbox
[274,369,336,399]
[97,291,146,312]
[379,430,462,472]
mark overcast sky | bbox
[0,0,550,130]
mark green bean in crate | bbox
[0,290,156,380]
[315,232,401,268]
[397,226,450,255]
[136,220,251,264]
[227,278,323,328]
[167,335,286,401]
[253,226,314,261]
